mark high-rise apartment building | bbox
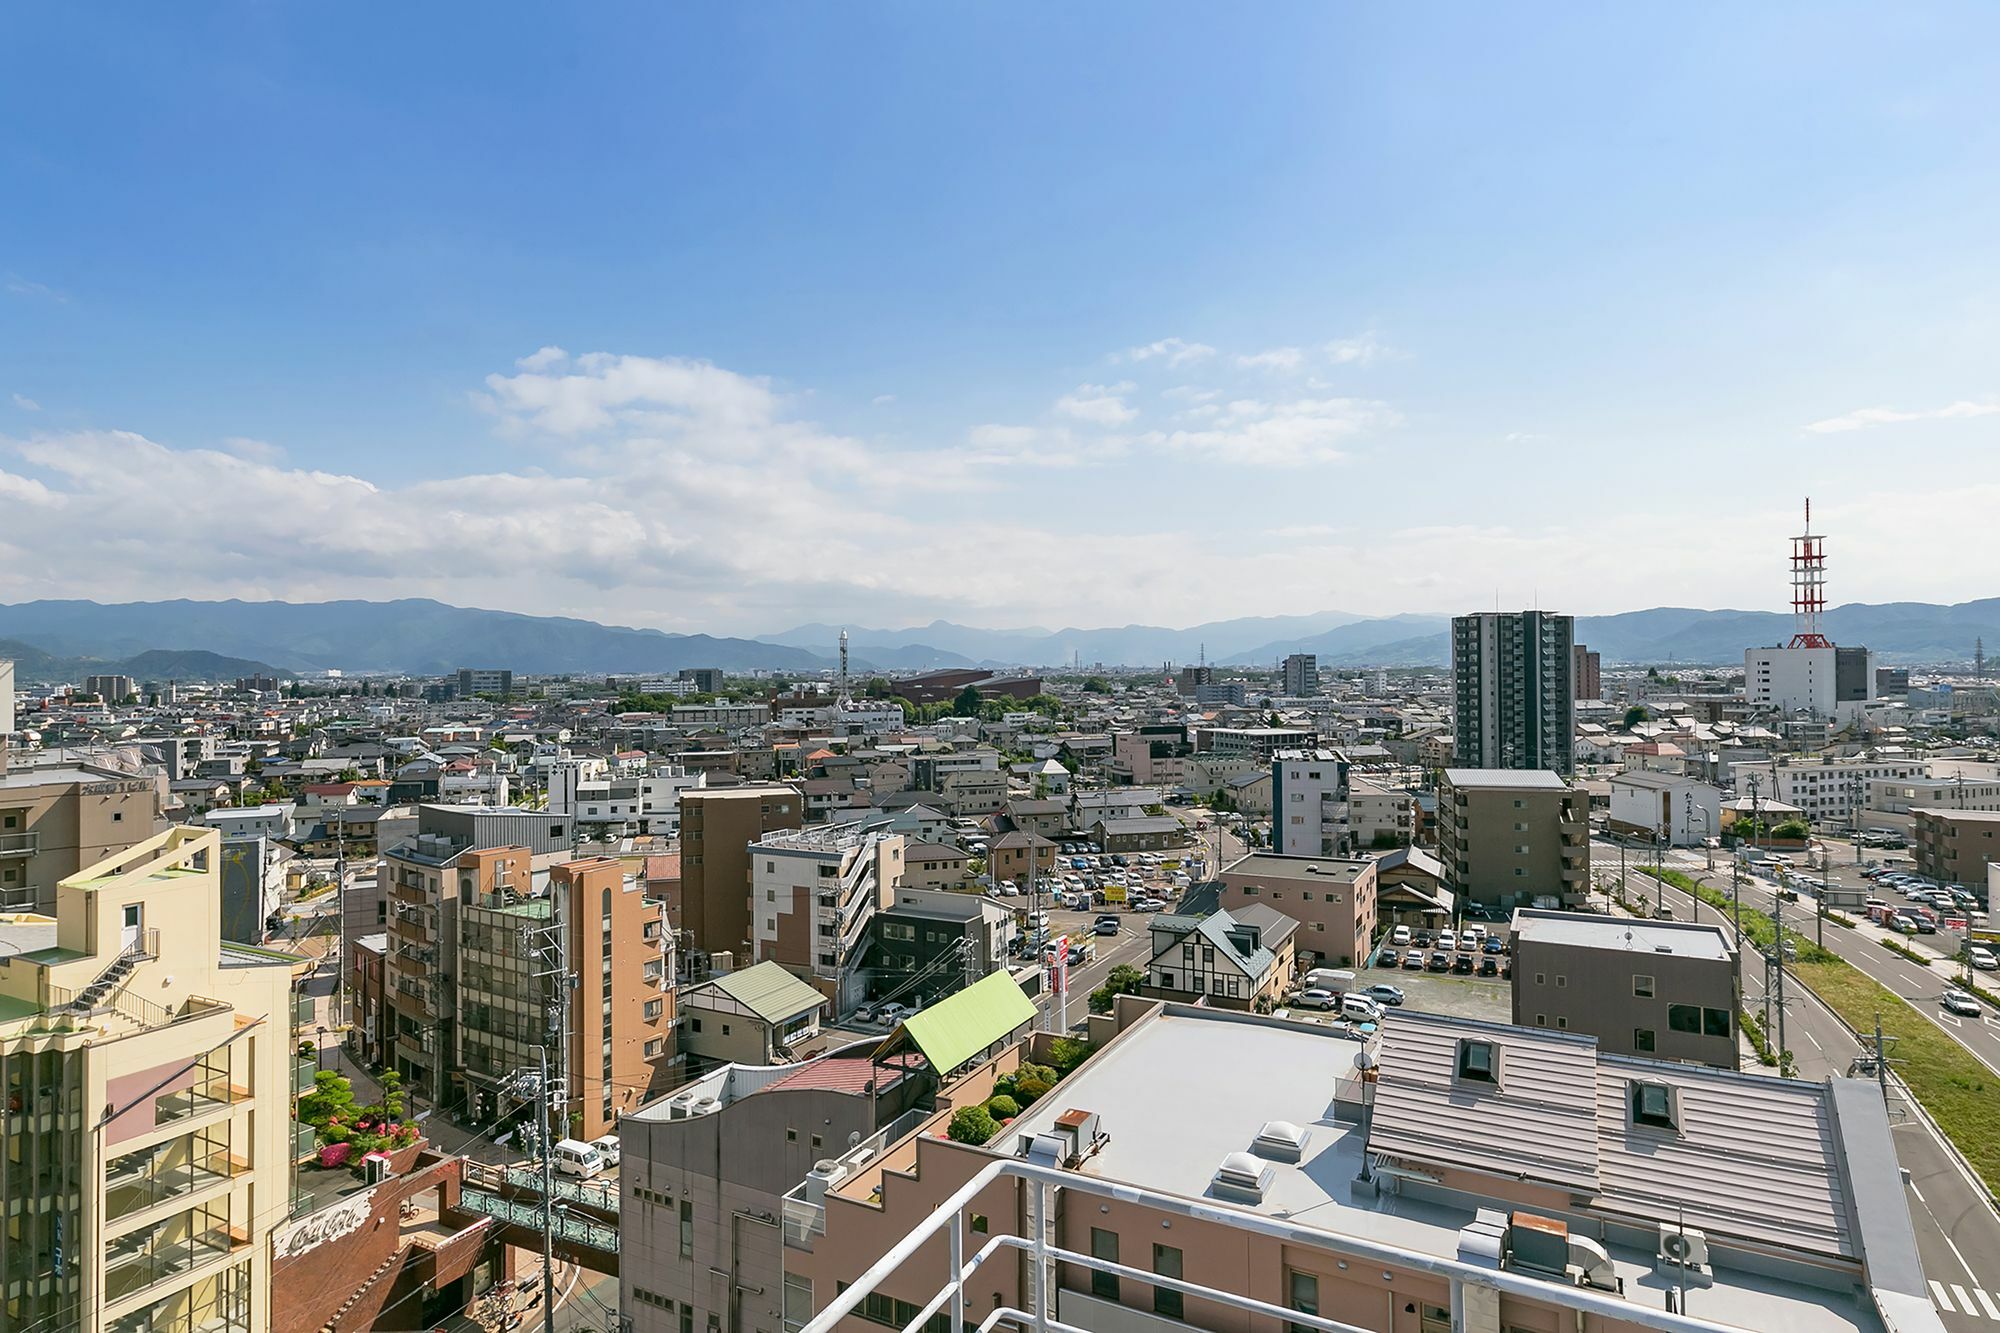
[749,821,905,1013]
[1281,652,1319,697]
[550,857,676,1137]
[1452,610,1575,774]
[84,674,136,703]
[1572,643,1601,701]
[0,753,165,913]
[0,825,298,1333]
[679,784,803,969]
[678,667,725,694]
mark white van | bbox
[1340,995,1383,1023]
[1302,968,1357,996]
[552,1138,605,1179]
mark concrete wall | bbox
[1511,937,1737,1067]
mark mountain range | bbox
[0,597,1993,680]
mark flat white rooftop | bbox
[1509,910,1733,962]
[998,1006,1878,1333]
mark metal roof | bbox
[886,970,1035,1075]
[700,961,829,1024]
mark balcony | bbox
[0,830,38,858]
[102,1207,244,1306]
[104,1133,242,1225]
[291,993,316,1028]
[292,1055,317,1095]
[292,1120,318,1160]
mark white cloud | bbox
[1136,396,1398,466]
[1160,385,1218,404]
[516,345,569,371]
[1053,382,1138,426]
[10,393,39,412]
[1235,347,1306,371]
[1121,337,1216,367]
[4,276,67,303]
[219,436,285,462]
[1804,400,2000,433]
[871,393,896,406]
[1325,333,1386,365]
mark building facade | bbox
[0,826,297,1333]
[1282,652,1320,698]
[1271,749,1349,857]
[1452,610,1575,774]
[1572,643,1601,701]
[1215,852,1379,968]
[680,785,805,969]
[1509,909,1739,1066]
[0,755,165,913]
[1912,809,2000,888]
[751,821,906,1012]
[1438,768,1590,908]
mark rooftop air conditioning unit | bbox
[1657,1223,1710,1273]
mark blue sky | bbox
[5,4,1999,634]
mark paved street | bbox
[1599,844,2000,1331]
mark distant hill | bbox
[4,596,1994,676]
[0,637,280,685]
[0,599,832,676]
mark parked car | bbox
[1451,954,1475,974]
[1426,951,1451,972]
[1339,994,1383,1023]
[1969,946,1999,971]
[1376,948,1401,969]
[1436,930,1458,952]
[1390,925,1413,947]
[1362,983,1405,1006]
[1296,988,1339,1011]
[1891,916,1921,936]
[590,1134,622,1168]
[1941,990,1984,1019]
[1094,918,1120,936]
[1413,931,1433,949]
[1477,956,1499,977]
[1401,952,1426,971]
[1482,937,1506,954]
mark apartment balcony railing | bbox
[101,1213,244,1307]
[292,993,316,1028]
[103,1149,242,1225]
[0,830,39,858]
[292,1055,317,1095]
[154,1075,243,1127]
[292,1120,318,1160]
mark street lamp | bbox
[1355,1041,1381,1185]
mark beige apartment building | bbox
[1216,853,1379,969]
[0,825,300,1333]
[0,753,165,913]
[681,785,805,969]
[784,999,1933,1333]
[1911,808,2000,889]
[751,822,905,1013]
[1439,768,1590,908]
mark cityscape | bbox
[6,8,2000,1333]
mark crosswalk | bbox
[1933,1280,2000,1319]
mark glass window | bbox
[1287,1269,1319,1333]
[1703,1008,1731,1038]
[1635,1028,1656,1052]
[1153,1244,1183,1318]
[1667,1004,1701,1033]
[1633,974,1655,998]
[1090,1227,1120,1300]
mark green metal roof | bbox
[708,961,828,1023]
[893,970,1036,1075]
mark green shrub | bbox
[986,1095,1020,1120]
[1044,1038,1094,1076]
[1013,1075,1052,1104]
[948,1105,999,1145]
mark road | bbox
[1600,844,2000,1330]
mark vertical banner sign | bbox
[1050,934,1069,998]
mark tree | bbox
[296,1070,359,1129]
[953,685,985,718]
[1623,705,1649,728]
[947,1105,999,1145]
[863,677,892,699]
[1082,676,1110,693]
[1088,964,1146,1014]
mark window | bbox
[691,1017,703,1033]
[645,998,664,1020]
[1635,1028,1656,1052]
[970,1213,989,1234]
[680,1199,695,1258]
[1631,1081,1679,1131]
[1633,975,1655,998]
[1702,1007,1731,1038]
[1555,975,1566,988]
[1090,1228,1119,1300]
[1153,1244,1184,1318]
[1667,1004,1701,1034]
[1286,1269,1319,1333]
[783,1273,813,1333]
[646,1037,666,1058]
[1456,1039,1499,1084]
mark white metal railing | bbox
[799,1157,1776,1333]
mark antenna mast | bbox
[1787,497,1831,648]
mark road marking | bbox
[1979,1288,2000,1319]
[1935,1280,1958,1312]
[1803,1029,1822,1051]
[1954,1285,1979,1316]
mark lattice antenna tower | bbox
[1788,497,1832,648]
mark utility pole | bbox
[333,809,348,1028]
[536,1043,558,1333]
[1819,851,1829,949]
[517,875,573,1330]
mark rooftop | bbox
[1445,768,1572,791]
[1508,909,1734,961]
[997,1004,1890,1333]
[1220,852,1372,884]
[694,960,828,1023]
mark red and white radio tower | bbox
[1788,497,1832,648]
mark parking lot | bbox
[984,846,1198,914]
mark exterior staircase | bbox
[322,1251,401,1330]
[65,931,158,1014]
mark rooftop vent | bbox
[1210,1151,1275,1204]
[1251,1120,1311,1163]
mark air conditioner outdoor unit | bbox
[1657,1223,1710,1272]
